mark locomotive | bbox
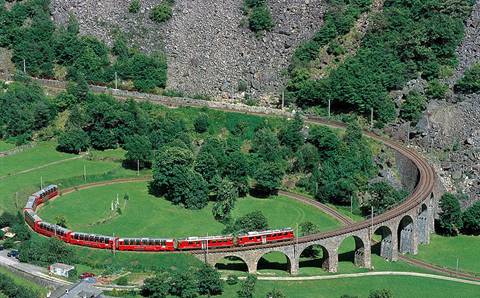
[23,185,295,252]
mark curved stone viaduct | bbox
[191,119,439,276]
[33,78,441,276]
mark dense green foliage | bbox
[243,0,273,34]
[287,0,473,124]
[437,193,463,236]
[369,289,393,298]
[461,201,480,235]
[57,128,89,154]
[237,274,257,298]
[225,211,268,234]
[0,272,40,298]
[454,63,480,94]
[0,0,167,91]
[18,237,76,266]
[150,0,174,23]
[141,265,223,298]
[400,91,428,124]
[129,0,141,13]
[362,182,408,215]
[0,81,56,144]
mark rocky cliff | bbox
[50,0,326,103]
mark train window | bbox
[136,239,141,245]
[105,238,109,244]
[95,236,99,242]
[79,235,84,240]
[161,240,165,246]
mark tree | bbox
[455,63,480,94]
[438,193,463,236]
[57,128,89,154]
[224,151,250,196]
[248,5,273,33]
[278,114,304,152]
[400,91,427,124]
[212,179,238,222]
[369,289,393,298]
[253,161,284,196]
[266,288,286,298]
[169,270,199,298]
[124,135,153,169]
[237,274,257,298]
[196,264,223,296]
[226,211,268,233]
[299,221,320,236]
[141,272,171,298]
[151,146,209,209]
[194,151,218,183]
[193,113,209,133]
[252,127,281,162]
[307,126,339,159]
[362,182,408,215]
[295,143,319,172]
[462,201,480,235]
[226,274,239,285]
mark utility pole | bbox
[40,176,43,189]
[281,91,285,110]
[456,257,459,276]
[115,72,118,90]
[370,107,374,129]
[137,159,140,176]
[328,99,331,118]
[406,123,410,145]
[350,195,353,214]
[83,163,87,182]
[371,206,374,234]
[23,59,26,73]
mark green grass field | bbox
[220,276,480,298]
[38,181,341,238]
[413,234,480,275]
[0,141,14,152]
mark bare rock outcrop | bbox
[50,0,326,103]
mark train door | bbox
[261,235,267,244]
[201,240,207,249]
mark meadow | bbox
[38,181,341,238]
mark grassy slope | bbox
[413,234,480,275]
[38,181,341,238]
[0,266,47,297]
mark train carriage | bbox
[69,232,116,249]
[118,238,175,251]
[237,228,294,246]
[32,185,58,204]
[24,196,38,211]
[36,222,72,242]
[177,235,234,250]
[24,209,41,231]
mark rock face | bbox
[50,0,326,103]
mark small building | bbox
[0,227,15,239]
[49,263,75,278]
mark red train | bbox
[23,185,295,252]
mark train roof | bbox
[240,228,293,237]
[181,235,234,241]
[119,237,174,242]
[32,185,58,197]
[72,231,116,240]
[39,221,71,233]
[24,196,37,209]
[24,209,42,222]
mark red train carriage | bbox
[177,235,234,250]
[32,185,58,204]
[69,232,116,249]
[237,228,294,246]
[117,238,175,251]
[24,196,38,211]
[36,222,72,242]
[24,209,41,231]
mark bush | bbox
[437,193,463,236]
[248,5,273,33]
[115,276,129,286]
[193,113,209,133]
[150,1,174,23]
[426,80,448,100]
[400,91,427,124]
[57,128,90,154]
[128,0,141,13]
[462,201,480,235]
[226,274,239,285]
[455,63,480,94]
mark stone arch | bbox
[214,255,250,273]
[372,226,393,260]
[398,215,415,254]
[338,235,368,268]
[298,243,331,272]
[255,250,294,274]
[417,203,429,244]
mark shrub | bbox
[226,274,239,285]
[128,0,141,13]
[455,63,480,94]
[462,201,480,235]
[57,128,90,154]
[193,113,209,133]
[115,276,129,286]
[400,91,427,123]
[437,193,463,236]
[425,80,448,100]
[248,5,273,33]
[150,1,174,23]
